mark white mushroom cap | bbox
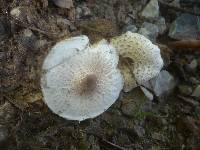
[41,37,123,121]
[111,31,163,85]
[43,35,89,71]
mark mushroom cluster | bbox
[41,31,163,121]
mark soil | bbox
[1,0,200,150]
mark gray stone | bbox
[123,25,138,33]
[156,17,167,34]
[192,85,200,98]
[151,132,165,142]
[88,135,100,150]
[185,59,198,72]
[143,70,176,97]
[169,13,200,40]
[19,29,37,50]
[141,0,159,19]
[0,102,16,124]
[138,22,159,42]
[140,86,154,101]
[189,77,200,85]
[133,124,145,138]
[75,7,82,19]
[178,85,193,95]
[82,4,91,16]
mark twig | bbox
[3,94,28,111]
[167,40,200,51]
[87,132,126,150]
[100,139,126,150]
[158,0,200,16]
[176,95,199,107]
[11,16,68,39]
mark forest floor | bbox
[1,0,200,150]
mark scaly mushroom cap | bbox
[111,31,163,85]
[41,37,123,121]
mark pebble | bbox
[0,102,16,124]
[133,124,145,138]
[169,13,200,40]
[178,85,193,95]
[138,22,159,42]
[123,24,138,33]
[185,59,198,72]
[192,85,200,98]
[140,0,159,19]
[156,17,167,34]
[143,70,176,97]
[189,77,200,85]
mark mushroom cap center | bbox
[78,74,98,95]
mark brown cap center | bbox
[78,74,97,95]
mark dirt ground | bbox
[1,0,200,150]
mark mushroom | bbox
[41,36,123,121]
[110,31,163,91]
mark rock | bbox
[0,125,9,147]
[185,59,198,72]
[138,22,159,42]
[0,102,16,124]
[151,132,165,142]
[155,17,167,34]
[189,77,200,85]
[121,87,152,118]
[169,13,200,40]
[140,0,159,19]
[143,70,176,97]
[82,4,92,17]
[133,124,145,138]
[124,16,133,25]
[75,7,82,19]
[10,7,21,18]
[88,135,100,150]
[192,85,200,98]
[178,85,193,95]
[19,29,37,50]
[140,86,154,101]
[123,24,138,33]
[52,0,74,9]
